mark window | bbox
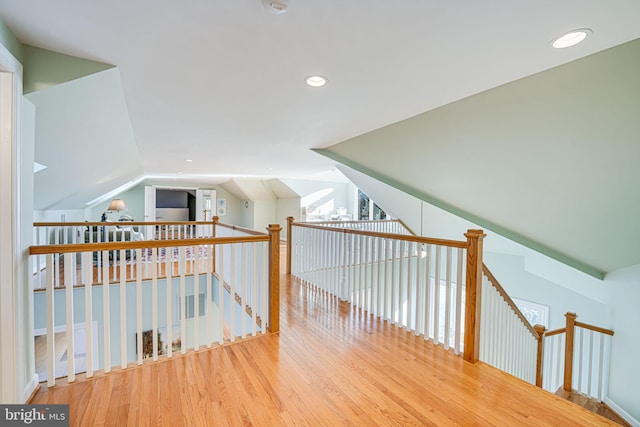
[512,298,549,327]
[178,293,206,319]
[358,190,388,220]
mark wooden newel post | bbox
[267,224,282,333]
[212,215,219,234]
[563,312,577,392]
[463,229,485,364]
[534,324,547,388]
[286,217,294,275]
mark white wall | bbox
[87,184,145,222]
[484,253,609,330]
[281,179,353,220]
[603,264,640,422]
[253,199,277,233]
[213,186,242,226]
[277,197,300,238]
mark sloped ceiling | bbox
[264,179,298,199]
[319,39,640,278]
[28,67,142,210]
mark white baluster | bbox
[136,247,143,365]
[398,240,405,327]
[64,253,76,382]
[415,243,422,335]
[151,247,159,360]
[241,244,247,339]
[218,245,225,344]
[597,333,605,400]
[102,251,111,373]
[587,330,594,396]
[167,246,173,358]
[424,244,432,341]
[390,240,397,324]
[180,246,187,353]
[230,244,236,342]
[252,242,258,337]
[454,248,464,354]
[577,327,584,392]
[262,241,268,332]
[193,245,200,350]
[83,252,93,378]
[45,254,55,386]
[120,250,128,369]
[433,246,441,345]
[444,247,452,350]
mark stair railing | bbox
[286,217,485,362]
[479,265,541,385]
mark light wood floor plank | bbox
[30,265,620,426]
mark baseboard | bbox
[22,374,39,403]
[603,397,640,427]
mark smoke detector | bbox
[262,0,288,14]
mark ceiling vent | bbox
[262,0,288,14]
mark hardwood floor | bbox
[31,263,619,425]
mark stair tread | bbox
[555,389,631,426]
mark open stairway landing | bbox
[30,268,619,425]
[555,389,631,426]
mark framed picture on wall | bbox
[216,199,226,216]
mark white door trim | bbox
[0,41,36,403]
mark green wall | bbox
[0,18,22,62]
[22,45,114,94]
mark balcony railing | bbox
[285,217,615,401]
[29,219,281,386]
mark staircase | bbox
[555,388,630,426]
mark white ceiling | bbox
[2,0,640,181]
[2,1,640,276]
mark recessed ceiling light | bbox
[551,29,592,49]
[262,0,288,14]
[305,75,328,87]
[185,159,193,163]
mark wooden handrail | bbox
[575,321,614,336]
[297,219,404,225]
[482,264,539,339]
[544,327,566,337]
[215,222,267,236]
[34,220,216,227]
[396,219,418,236]
[29,235,270,255]
[291,221,466,249]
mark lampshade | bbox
[107,198,127,212]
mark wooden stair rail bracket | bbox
[564,312,577,392]
[286,216,294,275]
[268,224,282,333]
[463,229,486,364]
[534,324,547,388]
